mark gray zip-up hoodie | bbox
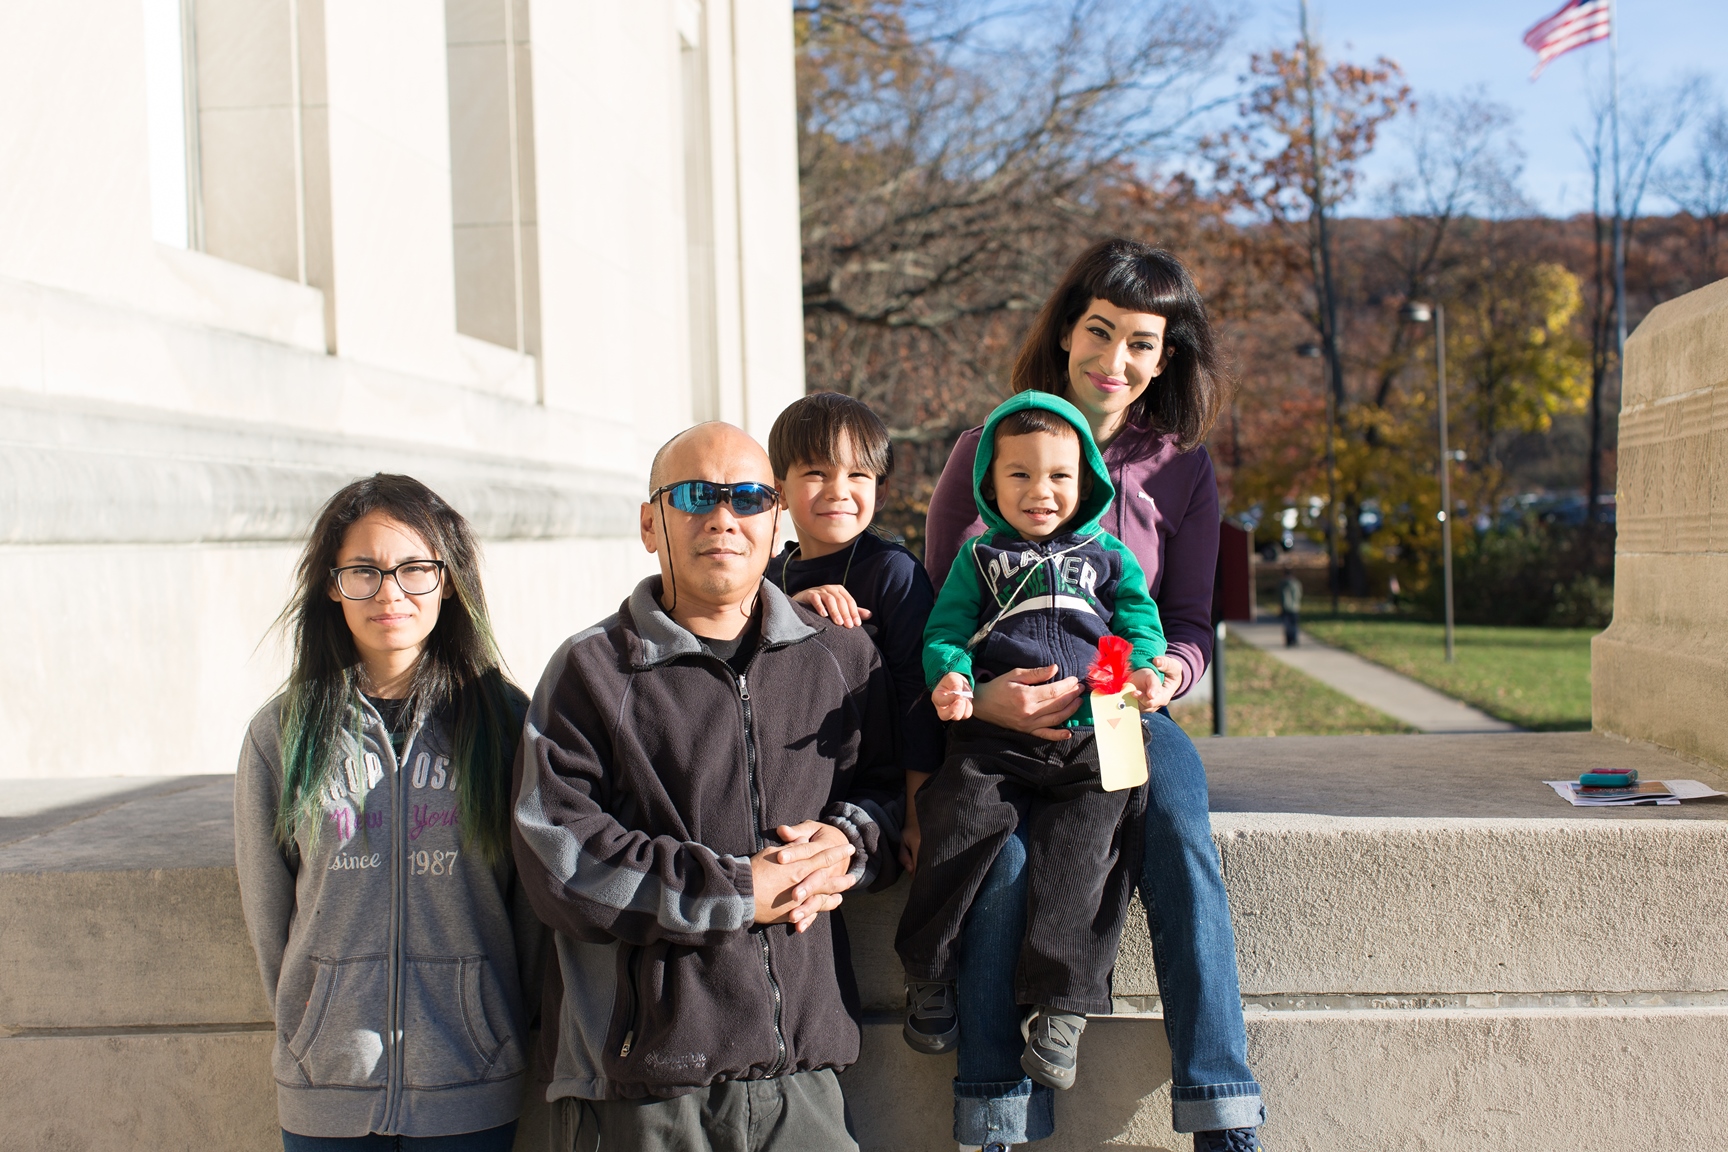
[235,695,539,1139]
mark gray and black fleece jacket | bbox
[234,695,539,1140]
[512,576,901,1102]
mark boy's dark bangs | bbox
[993,408,1078,441]
[769,393,893,479]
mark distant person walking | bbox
[1279,568,1303,647]
[235,474,538,1152]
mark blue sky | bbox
[1220,0,1727,217]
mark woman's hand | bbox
[970,665,1083,739]
[932,673,974,722]
[791,585,870,628]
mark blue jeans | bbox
[951,712,1264,1142]
[281,1122,518,1151]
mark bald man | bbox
[513,423,900,1152]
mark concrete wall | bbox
[0,0,807,779]
[1594,277,1728,765]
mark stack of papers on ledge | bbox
[1545,779,1727,807]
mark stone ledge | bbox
[0,391,641,544]
[841,1007,1728,1151]
[0,1029,280,1152]
[7,1007,1724,1151]
[6,734,1728,1149]
[845,812,1728,1011]
[0,868,269,1030]
[9,736,1726,1033]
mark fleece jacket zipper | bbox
[736,665,788,1077]
[618,945,641,1058]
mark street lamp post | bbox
[1401,301,1456,663]
[1295,341,1336,613]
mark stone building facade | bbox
[0,0,806,780]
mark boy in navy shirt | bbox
[766,393,945,874]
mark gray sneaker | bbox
[904,980,959,1054]
[1019,1006,1086,1089]
[1194,1128,1262,1151]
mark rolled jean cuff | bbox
[953,1077,1055,1145]
[1171,1082,1265,1134]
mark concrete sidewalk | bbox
[1234,620,1518,734]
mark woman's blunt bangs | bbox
[767,392,894,481]
[1009,239,1224,451]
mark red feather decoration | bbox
[1086,635,1133,694]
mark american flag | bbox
[1523,0,1611,79]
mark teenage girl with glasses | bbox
[234,473,540,1152]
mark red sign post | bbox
[1209,519,1256,735]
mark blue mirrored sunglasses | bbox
[652,480,780,517]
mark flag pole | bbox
[1610,0,1627,363]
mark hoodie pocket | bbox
[401,956,523,1089]
[281,955,390,1088]
[975,625,1021,679]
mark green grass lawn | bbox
[1171,634,1415,738]
[1301,618,1596,731]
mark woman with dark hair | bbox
[234,474,537,1151]
[920,240,1264,1152]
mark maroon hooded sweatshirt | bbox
[923,418,1218,699]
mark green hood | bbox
[971,391,1114,539]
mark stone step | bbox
[4,733,1727,1149]
[0,775,267,1031]
[841,1007,1728,1151]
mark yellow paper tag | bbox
[1091,689,1148,791]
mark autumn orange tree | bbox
[795,0,1232,547]
[793,4,1708,621]
[1206,33,1408,594]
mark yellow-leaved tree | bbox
[1446,259,1589,519]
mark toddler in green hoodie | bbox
[895,392,1166,1094]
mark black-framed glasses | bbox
[651,480,780,518]
[330,560,446,600]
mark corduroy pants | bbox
[895,720,1147,1015]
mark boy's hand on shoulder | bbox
[792,584,871,629]
[932,672,974,722]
